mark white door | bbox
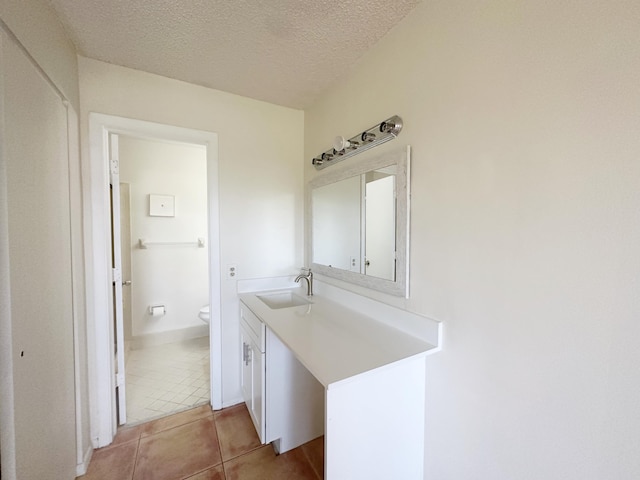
[109,133,127,425]
[119,183,133,340]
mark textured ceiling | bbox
[47,0,420,109]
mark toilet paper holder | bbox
[148,305,166,316]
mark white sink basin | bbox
[257,291,311,309]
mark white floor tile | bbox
[124,336,210,425]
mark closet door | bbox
[2,30,76,479]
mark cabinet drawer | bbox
[240,302,265,352]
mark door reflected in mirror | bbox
[364,170,396,281]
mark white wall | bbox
[305,1,640,479]
[79,57,305,406]
[0,2,88,477]
[119,135,209,339]
[0,0,79,107]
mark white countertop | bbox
[239,290,438,389]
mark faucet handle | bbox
[300,267,311,274]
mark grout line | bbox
[140,413,215,439]
[129,437,141,480]
[211,409,226,464]
[219,444,266,464]
[301,445,317,479]
[179,460,224,480]
[98,426,143,452]
[221,460,229,480]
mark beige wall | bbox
[305,0,640,478]
[78,57,305,406]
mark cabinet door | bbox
[240,328,253,409]
[240,326,266,442]
[252,341,265,442]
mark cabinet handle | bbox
[243,342,250,366]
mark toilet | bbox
[198,305,210,324]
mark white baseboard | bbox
[222,396,244,410]
[130,325,209,350]
[76,444,93,477]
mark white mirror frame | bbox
[308,145,410,297]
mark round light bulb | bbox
[333,136,350,152]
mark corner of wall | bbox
[0,0,79,108]
[76,444,93,477]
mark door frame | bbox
[85,113,222,447]
[108,133,127,426]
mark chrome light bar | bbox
[311,115,403,170]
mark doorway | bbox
[87,114,222,447]
[116,135,211,424]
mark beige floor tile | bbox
[81,404,323,480]
[81,441,138,480]
[223,445,318,480]
[301,436,324,479]
[214,403,262,461]
[183,464,226,480]
[134,417,222,480]
[140,403,213,437]
[111,424,144,447]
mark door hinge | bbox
[115,372,125,388]
[109,134,120,177]
[112,268,122,284]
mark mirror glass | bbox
[312,167,396,281]
[309,145,409,297]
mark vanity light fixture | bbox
[312,115,403,170]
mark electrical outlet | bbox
[226,264,237,280]
[350,256,359,271]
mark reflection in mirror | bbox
[312,176,361,271]
[309,145,410,297]
[312,168,397,281]
[364,167,396,281]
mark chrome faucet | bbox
[295,268,313,296]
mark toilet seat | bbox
[198,305,210,324]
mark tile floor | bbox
[125,337,211,424]
[78,403,324,480]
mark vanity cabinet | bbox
[240,301,325,451]
[239,288,441,480]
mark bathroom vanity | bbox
[238,282,441,479]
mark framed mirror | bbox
[308,145,410,297]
